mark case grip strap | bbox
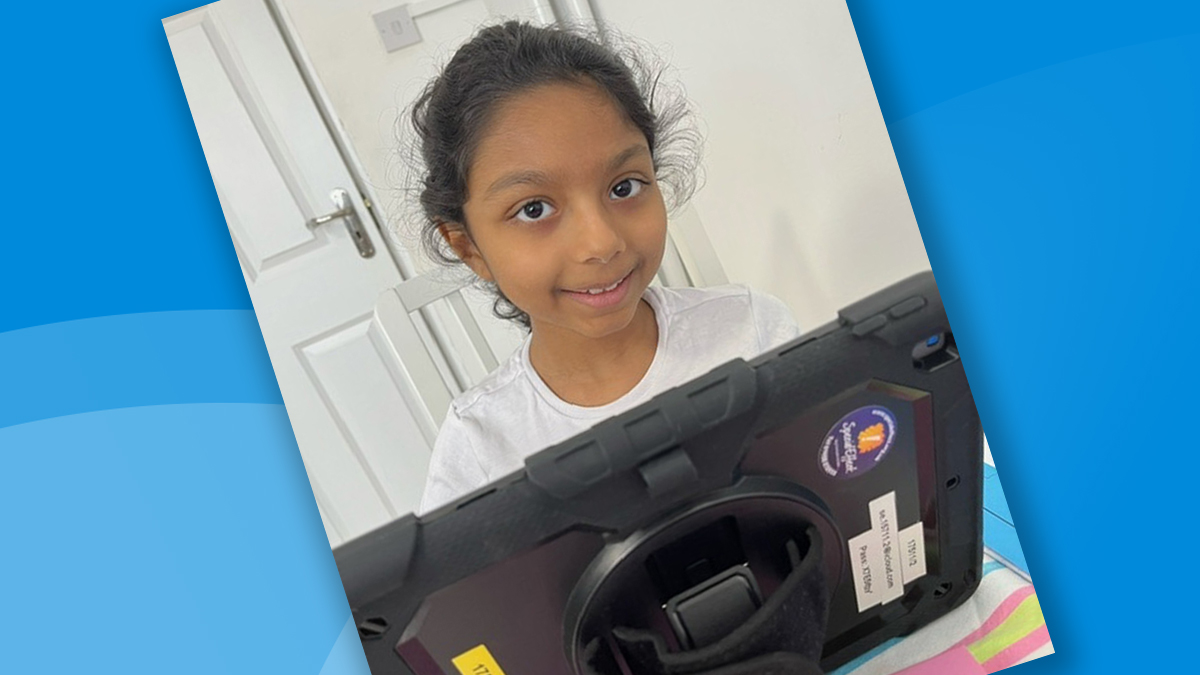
[612,524,830,675]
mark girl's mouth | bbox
[563,269,635,308]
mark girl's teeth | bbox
[585,277,622,294]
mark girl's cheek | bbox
[505,249,561,288]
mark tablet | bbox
[336,271,983,674]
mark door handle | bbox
[307,188,376,258]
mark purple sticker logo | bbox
[820,405,898,479]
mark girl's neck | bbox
[528,298,659,407]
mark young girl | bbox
[413,21,801,514]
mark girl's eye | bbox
[514,200,556,223]
[610,178,645,201]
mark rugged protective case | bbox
[335,271,984,674]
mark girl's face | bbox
[449,81,668,342]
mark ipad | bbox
[335,271,983,674]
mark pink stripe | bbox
[981,624,1052,673]
[894,646,986,675]
[958,586,1038,646]
[877,586,1044,675]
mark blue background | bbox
[2,0,1196,672]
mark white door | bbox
[164,0,464,546]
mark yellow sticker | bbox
[451,644,507,675]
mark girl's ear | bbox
[438,222,494,282]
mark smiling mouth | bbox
[565,269,634,295]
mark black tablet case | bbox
[335,271,983,674]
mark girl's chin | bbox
[534,296,647,341]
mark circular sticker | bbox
[819,405,898,479]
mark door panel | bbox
[295,315,434,511]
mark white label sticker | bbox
[868,492,904,605]
[898,522,927,584]
[849,490,929,613]
[848,528,886,611]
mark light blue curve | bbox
[0,310,283,430]
[0,403,352,673]
[319,617,372,675]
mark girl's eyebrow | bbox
[606,143,651,172]
[483,144,651,199]
[485,169,551,198]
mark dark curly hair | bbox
[406,20,701,329]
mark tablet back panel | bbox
[335,271,982,674]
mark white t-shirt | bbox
[417,284,801,514]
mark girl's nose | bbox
[570,205,625,264]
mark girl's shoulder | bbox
[446,339,534,419]
[648,283,801,352]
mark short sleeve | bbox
[748,287,802,352]
[418,407,489,515]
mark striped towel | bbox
[829,557,1053,675]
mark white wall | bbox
[592,0,931,328]
[278,0,930,332]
